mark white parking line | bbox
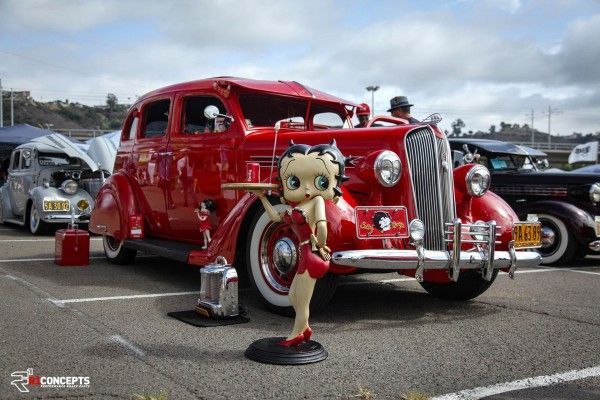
[0,256,107,263]
[48,268,566,305]
[432,365,600,400]
[50,291,200,305]
[564,269,600,276]
[109,335,146,359]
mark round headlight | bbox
[60,179,78,195]
[465,165,490,197]
[590,183,600,203]
[409,219,425,242]
[374,151,402,187]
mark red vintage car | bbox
[89,77,541,314]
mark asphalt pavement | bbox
[0,225,599,399]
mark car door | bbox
[165,93,239,241]
[7,149,22,216]
[131,96,173,236]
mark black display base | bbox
[167,310,249,327]
[245,337,328,365]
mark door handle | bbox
[158,151,173,156]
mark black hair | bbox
[372,211,392,231]
[277,140,349,197]
[198,199,217,212]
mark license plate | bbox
[43,200,70,212]
[595,216,600,237]
[355,206,409,239]
[512,222,542,248]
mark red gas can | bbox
[55,228,90,266]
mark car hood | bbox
[87,134,119,173]
[32,134,100,172]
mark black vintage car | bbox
[450,138,600,265]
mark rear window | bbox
[239,94,307,128]
[141,99,170,138]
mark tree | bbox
[489,124,496,135]
[451,119,465,137]
[106,93,118,111]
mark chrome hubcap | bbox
[541,226,556,248]
[30,206,39,230]
[272,237,297,275]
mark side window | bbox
[141,100,170,138]
[11,151,20,170]
[181,96,228,134]
[20,150,32,169]
[127,116,139,140]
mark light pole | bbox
[366,85,380,118]
[544,106,561,149]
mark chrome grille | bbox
[405,128,456,250]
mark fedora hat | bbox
[387,96,413,112]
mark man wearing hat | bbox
[355,103,371,128]
[388,96,419,124]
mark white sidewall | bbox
[538,213,569,264]
[249,204,291,308]
[103,235,123,259]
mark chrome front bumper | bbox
[44,214,90,223]
[332,219,542,282]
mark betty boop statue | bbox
[250,140,348,346]
[195,199,217,249]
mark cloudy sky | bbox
[1,0,599,136]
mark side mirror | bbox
[537,158,549,170]
[204,105,220,120]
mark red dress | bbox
[197,210,211,231]
[282,208,329,279]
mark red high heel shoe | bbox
[278,326,313,347]
[303,326,312,341]
[278,332,305,347]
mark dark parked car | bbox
[450,138,600,265]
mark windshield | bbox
[484,154,537,172]
[37,153,82,167]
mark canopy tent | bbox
[0,124,57,164]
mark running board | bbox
[123,238,202,264]
[3,218,25,227]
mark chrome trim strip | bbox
[331,248,541,270]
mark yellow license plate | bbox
[43,200,70,212]
[595,216,600,237]
[512,222,542,248]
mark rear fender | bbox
[89,172,138,240]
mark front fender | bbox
[457,190,519,251]
[514,200,597,245]
[89,172,138,240]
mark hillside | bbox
[0,92,128,131]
